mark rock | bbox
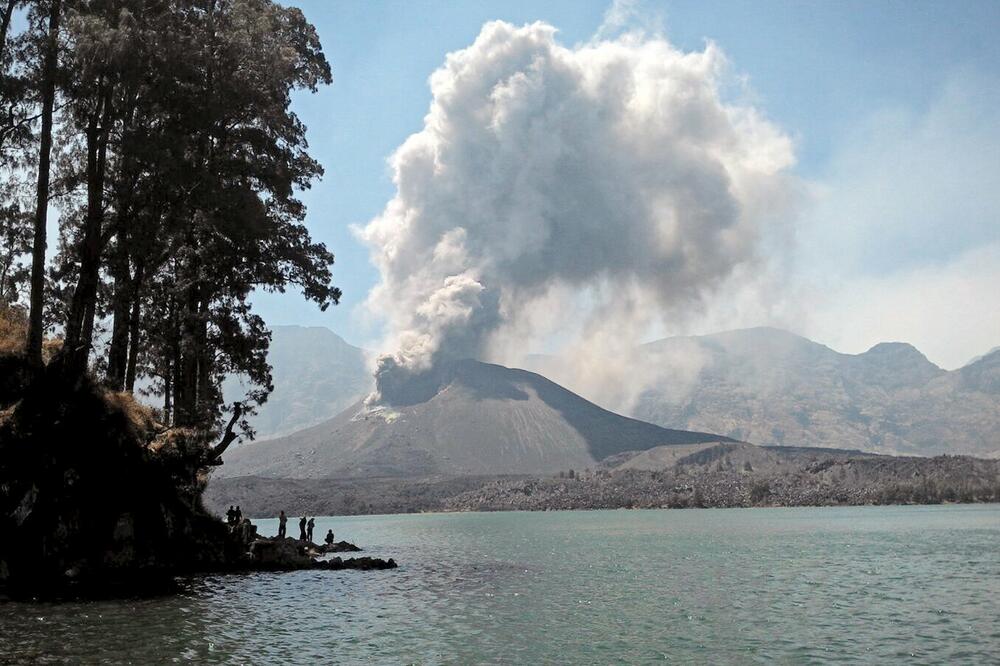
[317,556,398,571]
[248,537,314,570]
[246,537,390,571]
[320,540,362,554]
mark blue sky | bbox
[255,0,1000,368]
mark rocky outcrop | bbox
[318,556,397,571]
[247,536,392,571]
[0,357,235,597]
[0,354,396,598]
[320,540,363,554]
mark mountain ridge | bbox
[236,325,999,458]
[617,328,997,457]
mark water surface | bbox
[2,504,998,664]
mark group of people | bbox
[225,505,244,526]
[277,510,336,545]
[227,507,336,545]
[225,505,257,543]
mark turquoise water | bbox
[2,504,998,664]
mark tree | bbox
[26,0,60,366]
[8,0,340,447]
[120,0,340,438]
[12,0,339,445]
[0,0,345,591]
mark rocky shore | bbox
[0,353,396,599]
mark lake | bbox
[2,504,998,664]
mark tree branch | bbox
[205,401,242,465]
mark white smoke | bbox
[359,20,797,404]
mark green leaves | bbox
[2,0,339,437]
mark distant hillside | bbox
[442,445,1000,512]
[216,359,732,479]
[529,327,999,458]
[205,442,1000,516]
[223,326,371,438]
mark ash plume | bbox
[359,21,797,405]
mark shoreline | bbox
[241,497,1000,522]
[208,451,1000,518]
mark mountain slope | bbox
[574,327,999,457]
[222,325,372,438]
[216,359,732,479]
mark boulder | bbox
[248,537,314,570]
[246,537,392,571]
[317,556,398,571]
[320,540,362,554]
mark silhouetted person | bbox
[278,511,287,538]
[226,506,236,525]
[299,516,307,541]
[324,529,335,545]
[234,506,243,524]
[307,517,315,542]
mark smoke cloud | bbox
[359,21,797,404]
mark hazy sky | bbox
[252,0,1000,369]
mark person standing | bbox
[306,517,315,543]
[278,511,287,539]
[299,516,308,541]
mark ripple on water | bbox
[1,505,999,664]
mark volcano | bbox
[216,359,733,479]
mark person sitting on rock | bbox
[299,516,307,541]
[307,517,315,542]
[278,510,287,538]
[324,529,335,546]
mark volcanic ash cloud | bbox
[359,21,797,405]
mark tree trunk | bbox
[168,295,181,425]
[123,262,144,392]
[0,0,17,63]
[162,360,172,423]
[105,101,139,389]
[196,297,211,412]
[176,280,200,426]
[106,206,134,390]
[64,84,112,373]
[26,0,61,366]
[106,268,131,390]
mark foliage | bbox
[1,0,339,442]
[0,1,340,595]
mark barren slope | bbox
[217,359,732,479]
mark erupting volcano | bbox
[216,359,733,479]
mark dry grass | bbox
[148,427,204,453]
[42,337,62,361]
[0,307,61,361]
[0,306,26,354]
[103,390,161,439]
